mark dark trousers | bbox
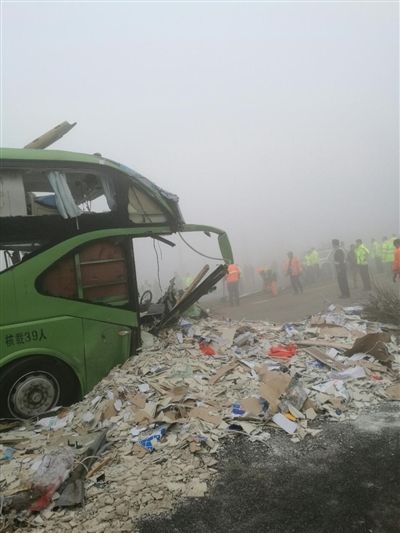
[358,264,371,291]
[349,266,358,288]
[227,281,240,306]
[336,266,350,297]
[290,275,303,294]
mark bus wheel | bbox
[0,357,81,419]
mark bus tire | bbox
[0,356,81,419]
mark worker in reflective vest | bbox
[370,238,383,273]
[310,248,320,281]
[257,267,278,296]
[303,250,313,284]
[382,236,394,274]
[392,239,400,282]
[284,252,303,295]
[355,239,371,291]
[347,244,359,289]
[225,263,241,306]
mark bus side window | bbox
[40,254,77,298]
[39,239,130,307]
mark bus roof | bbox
[0,147,159,183]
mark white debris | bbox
[0,309,398,532]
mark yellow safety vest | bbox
[355,245,369,265]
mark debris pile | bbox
[1,306,399,531]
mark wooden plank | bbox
[304,347,346,371]
[298,339,352,350]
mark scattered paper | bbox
[272,413,298,434]
[385,384,400,401]
[329,366,366,381]
[189,407,222,426]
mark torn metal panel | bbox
[24,121,77,149]
[150,265,228,334]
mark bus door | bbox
[39,236,139,391]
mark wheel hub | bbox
[8,372,60,418]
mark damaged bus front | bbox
[0,148,233,418]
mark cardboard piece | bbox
[166,386,188,402]
[240,397,266,417]
[385,384,400,400]
[100,400,117,421]
[305,407,317,420]
[131,393,147,409]
[209,362,237,385]
[259,370,291,414]
[189,407,222,426]
[345,333,393,364]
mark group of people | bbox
[225,234,400,304]
[333,236,400,298]
[281,236,400,298]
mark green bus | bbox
[0,148,233,419]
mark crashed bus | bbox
[0,146,233,419]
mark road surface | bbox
[139,403,400,533]
[210,277,387,323]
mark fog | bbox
[1,1,399,282]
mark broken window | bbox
[127,184,167,224]
[0,167,169,223]
[0,169,116,219]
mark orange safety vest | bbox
[226,264,240,283]
[393,247,400,273]
[285,257,302,277]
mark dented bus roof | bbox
[0,147,185,244]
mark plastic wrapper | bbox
[30,448,75,511]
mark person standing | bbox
[392,238,400,282]
[370,238,383,273]
[310,247,320,282]
[355,239,371,291]
[285,252,303,295]
[225,263,241,306]
[347,244,358,288]
[382,236,394,274]
[303,250,313,284]
[332,239,350,298]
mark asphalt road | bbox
[138,403,400,533]
[210,277,385,323]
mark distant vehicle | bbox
[0,147,233,418]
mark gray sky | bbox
[1,1,399,269]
